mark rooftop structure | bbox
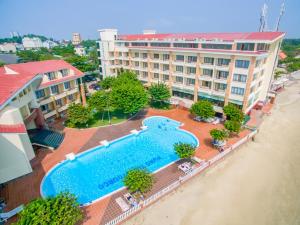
[72,32,82,46]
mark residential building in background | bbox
[74,45,86,56]
[42,40,58,49]
[72,32,82,45]
[10,31,20,38]
[22,37,43,49]
[0,60,86,183]
[0,43,17,53]
[97,29,284,113]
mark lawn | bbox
[87,109,128,127]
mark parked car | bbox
[84,75,97,82]
[93,85,101,91]
[89,83,97,89]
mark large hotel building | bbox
[97,29,284,113]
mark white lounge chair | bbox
[124,193,138,207]
[212,118,220,125]
[115,197,130,212]
[0,204,24,222]
[178,162,192,174]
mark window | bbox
[153,53,160,59]
[258,81,262,87]
[201,81,211,88]
[175,66,184,73]
[50,85,59,94]
[162,54,169,61]
[217,58,230,66]
[150,42,170,47]
[55,99,62,106]
[257,43,270,51]
[216,71,228,79]
[235,60,250,69]
[231,87,245,95]
[41,104,49,112]
[135,70,140,75]
[176,55,184,61]
[64,81,71,89]
[153,63,159,69]
[186,78,195,86]
[142,62,148,68]
[202,44,232,50]
[134,52,139,58]
[237,43,255,51]
[163,64,169,71]
[204,57,214,65]
[215,83,227,91]
[61,69,68,77]
[47,72,56,80]
[187,56,197,63]
[187,67,196,74]
[142,53,148,59]
[172,91,194,100]
[173,43,198,48]
[135,61,139,67]
[153,73,159,79]
[142,71,148,78]
[175,76,183,83]
[68,94,74,101]
[163,74,169,81]
[253,73,258,80]
[132,42,148,47]
[119,52,122,57]
[255,59,262,67]
[203,69,213,76]
[233,74,247,82]
[35,89,45,99]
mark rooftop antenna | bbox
[275,0,285,31]
[259,2,268,32]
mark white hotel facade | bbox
[97,29,284,113]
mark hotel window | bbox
[175,76,183,83]
[202,44,232,50]
[204,57,214,65]
[142,72,148,78]
[153,53,160,59]
[236,43,255,51]
[142,53,148,59]
[142,62,148,68]
[176,55,184,61]
[163,74,169,81]
[217,58,230,66]
[64,81,71,89]
[235,60,250,69]
[216,71,229,79]
[131,42,148,47]
[257,43,270,51]
[163,64,169,71]
[153,73,159,79]
[134,52,139,58]
[233,74,247,82]
[150,42,171,47]
[187,56,197,63]
[173,43,198,48]
[203,69,213,76]
[135,61,139,67]
[201,81,211,88]
[47,72,56,80]
[35,89,45,99]
[50,85,59,94]
[231,87,245,95]
[55,99,62,106]
[162,54,169,61]
[125,42,130,47]
[153,63,159,69]
[187,67,196,74]
[135,70,140,75]
[255,59,262,67]
[61,69,69,77]
[175,66,184,73]
[186,78,195,86]
[253,73,258,80]
[119,52,122,57]
[68,94,74,101]
[41,104,49,112]
[215,83,227,91]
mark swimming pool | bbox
[41,116,199,205]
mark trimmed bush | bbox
[174,142,196,159]
[123,169,153,194]
[190,100,215,119]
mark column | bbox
[224,55,236,106]
[194,53,201,102]
[242,57,256,112]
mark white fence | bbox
[104,129,258,225]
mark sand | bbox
[124,80,300,225]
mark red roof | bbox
[118,32,285,42]
[0,124,26,133]
[0,60,84,108]
[279,51,287,60]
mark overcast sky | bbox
[0,0,299,40]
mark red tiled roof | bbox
[118,32,285,42]
[0,124,26,133]
[0,60,84,108]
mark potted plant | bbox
[210,128,228,147]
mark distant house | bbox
[42,40,58,49]
[0,43,17,53]
[74,45,86,56]
[22,37,43,49]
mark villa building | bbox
[97,29,284,113]
[0,60,85,183]
[22,37,43,49]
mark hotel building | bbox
[97,29,284,113]
[0,60,85,183]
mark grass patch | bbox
[149,101,171,110]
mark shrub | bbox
[223,104,244,122]
[100,77,116,89]
[190,100,215,119]
[67,103,90,128]
[148,83,171,105]
[224,120,242,134]
[123,169,153,194]
[210,129,228,141]
[15,192,83,225]
[174,142,196,159]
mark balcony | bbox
[44,109,56,119]
[199,75,213,81]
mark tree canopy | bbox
[210,129,228,141]
[100,77,116,90]
[224,120,242,134]
[174,142,196,159]
[123,169,154,194]
[88,90,110,112]
[67,103,90,127]
[15,192,83,225]
[148,83,171,102]
[190,100,215,119]
[223,104,244,122]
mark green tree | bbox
[210,129,228,141]
[100,77,116,90]
[123,169,154,194]
[15,192,83,225]
[223,104,244,122]
[88,90,110,112]
[148,83,171,108]
[190,100,215,119]
[174,142,196,159]
[67,103,90,128]
[0,61,5,67]
[111,83,148,114]
[224,120,242,134]
[114,71,139,86]
[65,55,96,72]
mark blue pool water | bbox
[41,116,199,205]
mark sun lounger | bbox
[212,118,220,125]
[178,162,192,174]
[124,193,138,207]
[193,116,202,122]
[0,204,24,222]
[115,197,130,212]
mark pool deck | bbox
[1,107,261,224]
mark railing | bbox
[105,205,141,225]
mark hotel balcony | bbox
[44,109,57,119]
[199,75,213,81]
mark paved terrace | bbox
[1,107,257,224]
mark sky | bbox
[0,0,299,40]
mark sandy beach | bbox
[125,80,300,225]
